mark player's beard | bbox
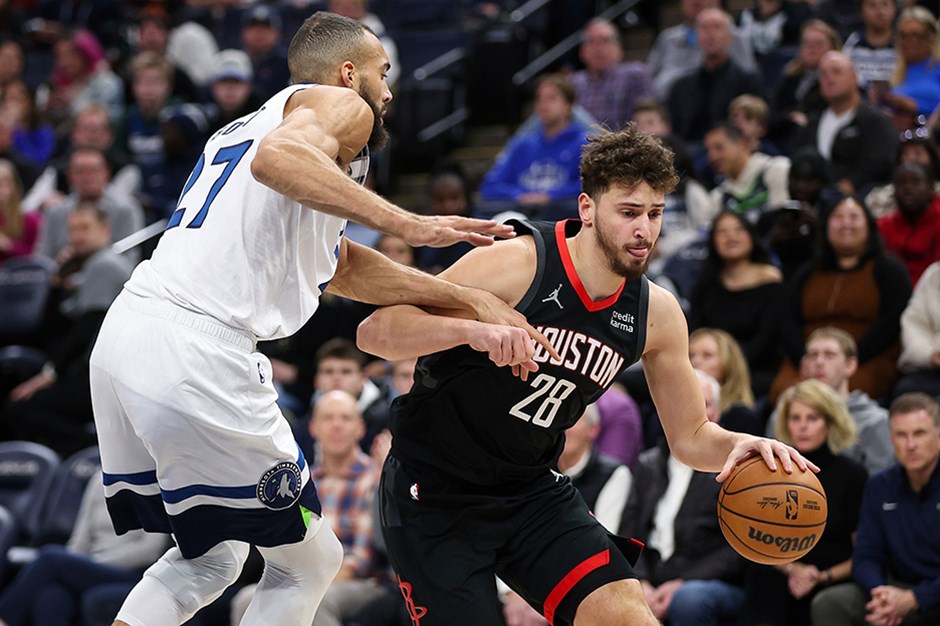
[360,88,390,151]
[593,216,653,280]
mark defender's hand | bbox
[402,214,516,248]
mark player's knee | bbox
[574,579,657,626]
[299,523,344,589]
[149,541,249,616]
[259,522,344,593]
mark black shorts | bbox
[380,456,639,626]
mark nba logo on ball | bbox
[718,458,828,564]
[257,461,302,510]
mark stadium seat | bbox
[0,345,47,398]
[0,255,55,346]
[0,505,18,581]
[0,441,61,544]
[33,446,101,546]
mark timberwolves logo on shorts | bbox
[257,462,302,510]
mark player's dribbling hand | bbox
[715,436,820,483]
[403,215,517,248]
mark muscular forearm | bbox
[329,240,477,312]
[358,304,481,360]
[672,420,747,472]
[253,136,414,236]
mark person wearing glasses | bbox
[871,7,940,130]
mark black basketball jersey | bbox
[389,219,649,492]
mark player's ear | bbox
[340,61,356,88]
[577,193,594,226]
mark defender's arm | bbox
[250,87,513,247]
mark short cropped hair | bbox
[73,200,110,225]
[806,327,858,360]
[580,124,678,199]
[535,73,576,106]
[890,392,940,427]
[130,51,173,83]
[316,337,367,370]
[287,11,375,84]
[706,122,747,144]
[775,379,858,454]
[632,97,670,124]
[729,94,769,127]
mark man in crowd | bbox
[811,393,940,625]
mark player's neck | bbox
[567,233,624,300]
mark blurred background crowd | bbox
[0,0,939,625]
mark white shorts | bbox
[89,291,322,559]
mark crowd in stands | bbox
[0,0,939,625]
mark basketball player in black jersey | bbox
[357,126,817,626]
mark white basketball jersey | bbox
[125,84,370,340]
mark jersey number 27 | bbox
[166,139,254,230]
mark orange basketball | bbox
[717,457,828,565]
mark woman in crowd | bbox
[689,211,784,398]
[872,6,940,129]
[0,159,39,262]
[39,29,123,129]
[865,132,940,217]
[740,379,867,626]
[772,195,912,402]
[1,79,55,168]
[689,328,763,434]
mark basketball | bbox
[717,457,828,565]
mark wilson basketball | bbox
[717,457,828,565]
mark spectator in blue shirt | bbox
[810,392,940,626]
[478,73,590,218]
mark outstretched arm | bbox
[251,86,513,248]
[356,236,556,370]
[642,283,815,478]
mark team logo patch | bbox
[257,462,302,510]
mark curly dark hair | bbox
[579,124,679,200]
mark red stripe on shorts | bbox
[542,548,610,625]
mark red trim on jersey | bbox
[554,220,624,312]
[542,548,611,625]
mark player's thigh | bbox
[573,579,658,626]
[382,520,503,626]
[497,485,638,626]
[379,458,503,626]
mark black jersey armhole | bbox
[506,219,547,313]
[633,275,650,364]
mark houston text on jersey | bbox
[531,325,625,388]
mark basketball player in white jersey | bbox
[89,12,551,626]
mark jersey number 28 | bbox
[509,373,577,428]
